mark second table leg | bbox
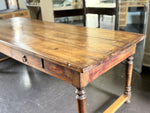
[124,56,134,103]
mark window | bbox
[9,0,17,9]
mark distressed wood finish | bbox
[0,17,145,113]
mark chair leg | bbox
[124,56,134,103]
[76,88,87,113]
[98,15,100,28]
[102,15,104,21]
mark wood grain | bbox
[0,17,145,73]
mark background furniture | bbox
[54,5,85,25]
[85,0,119,30]
[1,0,30,20]
[25,0,41,19]
[53,0,119,29]
[26,5,41,19]
[0,9,30,20]
[25,0,55,22]
[25,0,148,30]
[119,0,148,29]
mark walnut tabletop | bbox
[0,17,145,113]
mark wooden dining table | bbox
[0,17,145,113]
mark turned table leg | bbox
[75,88,87,113]
[124,56,134,103]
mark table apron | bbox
[0,43,136,89]
[0,43,76,85]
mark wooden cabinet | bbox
[0,9,30,20]
[119,0,148,28]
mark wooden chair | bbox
[83,0,119,30]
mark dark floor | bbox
[0,59,150,113]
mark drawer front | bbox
[44,60,65,76]
[11,49,43,69]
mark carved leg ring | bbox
[124,56,134,103]
[76,88,87,113]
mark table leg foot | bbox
[75,88,87,113]
[124,86,131,103]
[124,56,134,103]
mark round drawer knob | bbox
[22,55,27,62]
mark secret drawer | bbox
[11,49,43,69]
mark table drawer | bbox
[44,60,65,75]
[11,49,43,69]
